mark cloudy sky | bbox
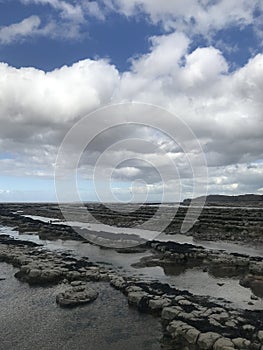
[0,0,263,202]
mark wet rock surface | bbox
[1,202,263,349]
[1,234,263,349]
[133,240,263,298]
[1,202,263,244]
[110,277,263,349]
[0,203,81,241]
[56,283,98,307]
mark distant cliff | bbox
[183,194,263,206]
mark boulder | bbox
[110,276,126,289]
[162,306,183,321]
[242,324,255,332]
[167,320,193,337]
[183,328,200,344]
[128,291,148,306]
[213,337,234,349]
[125,286,143,294]
[28,268,41,279]
[56,285,98,307]
[258,331,263,342]
[148,297,171,311]
[197,332,221,349]
[232,338,251,349]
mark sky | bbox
[0,0,263,202]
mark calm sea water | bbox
[0,263,162,350]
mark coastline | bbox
[0,232,263,349]
[0,202,263,349]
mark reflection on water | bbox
[208,265,246,279]
[160,267,262,310]
[24,215,263,258]
[1,225,263,310]
[161,264,188,276]
[251,283,263,299]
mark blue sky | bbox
[0,1,261,72]
[0,0,263,202]
[0,3,160,72]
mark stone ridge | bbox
[0,235,263,350]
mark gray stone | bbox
[225,321,236,328]
[161,306,182,320]
[71,280,84,286]
[210,312,229,322]
[184,328,200,344]
[213,337,234,350]
[198,332,221,349]
[85,270,100,280]
[148,297,171,310]
[209,318,223,328]
[232,338,251,349]
[66,271,81,280]
[178,299,192,306]
[28,268,41,278]
[125,286,143,293]
[110,277,126,289]
[56,285,98,307]
[258,331,263,342]
[242,324,255,332]
[167,320,191,335]
[128,291,147,306]
[41,269,61,282]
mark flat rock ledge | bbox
[109,276,263,350]
[56,283,98,307]
[137,241,263,299]
[1,235,263,350]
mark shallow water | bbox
[23,215,263,257]
[0,263,162,350]
[1,225,263,310]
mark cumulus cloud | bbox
[0,59,119,130]
[1,27,263,200]
[0,58,119,192]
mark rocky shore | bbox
[1,234,263,349]
[1,201,262,244]
[1,201,263,349]
[135,241,263,299]
[0,204,81,241]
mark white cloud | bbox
[0,16,41,44]
[0,59,119,128]
[0,189,10,194]
[102,0,262,38]
[21,0,84,22]
[82,1,106,20]
[130,32,190,77]
[180,47,228,88]
[0,29,263,198]
[114,166,141,178]
[11,0,262,45]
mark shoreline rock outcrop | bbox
[0,231,263,349]
[56,283,98,307]
[1,202,263,244]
